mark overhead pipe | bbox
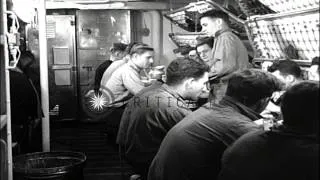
[37,0,50,152]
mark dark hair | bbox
[311,56,320,74]
[110,43,128,53]
[125,42,138,55]
[17,51,35,72]
[311,56,319,66]
[173,45,195,56]
[199,10,230,24]
[166,58,209,86]
[226,69,283,106]
[129,42,154,55]
[281,81,319,133]
[267,60,302,79]
[196,36,214,49]
[196,37,214,58]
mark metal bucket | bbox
[13,151,86,180]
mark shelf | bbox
[252,58,312,67]
[164,0,246,33]
[169,32,207,47]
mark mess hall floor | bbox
[51,120,134,180]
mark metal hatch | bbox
[46,15,78,120]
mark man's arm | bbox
[122,70,146,95]
[146,104,191,139]
[214,36,238,77]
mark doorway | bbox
[46,15,78,120]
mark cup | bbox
[149,68,165,80]
[263,118,274,131]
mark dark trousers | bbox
[12,120,42,155]
[126,157,149,180]
[105,106,126,143]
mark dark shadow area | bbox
[51,120,134,180]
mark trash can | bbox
[13,151,86,180]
